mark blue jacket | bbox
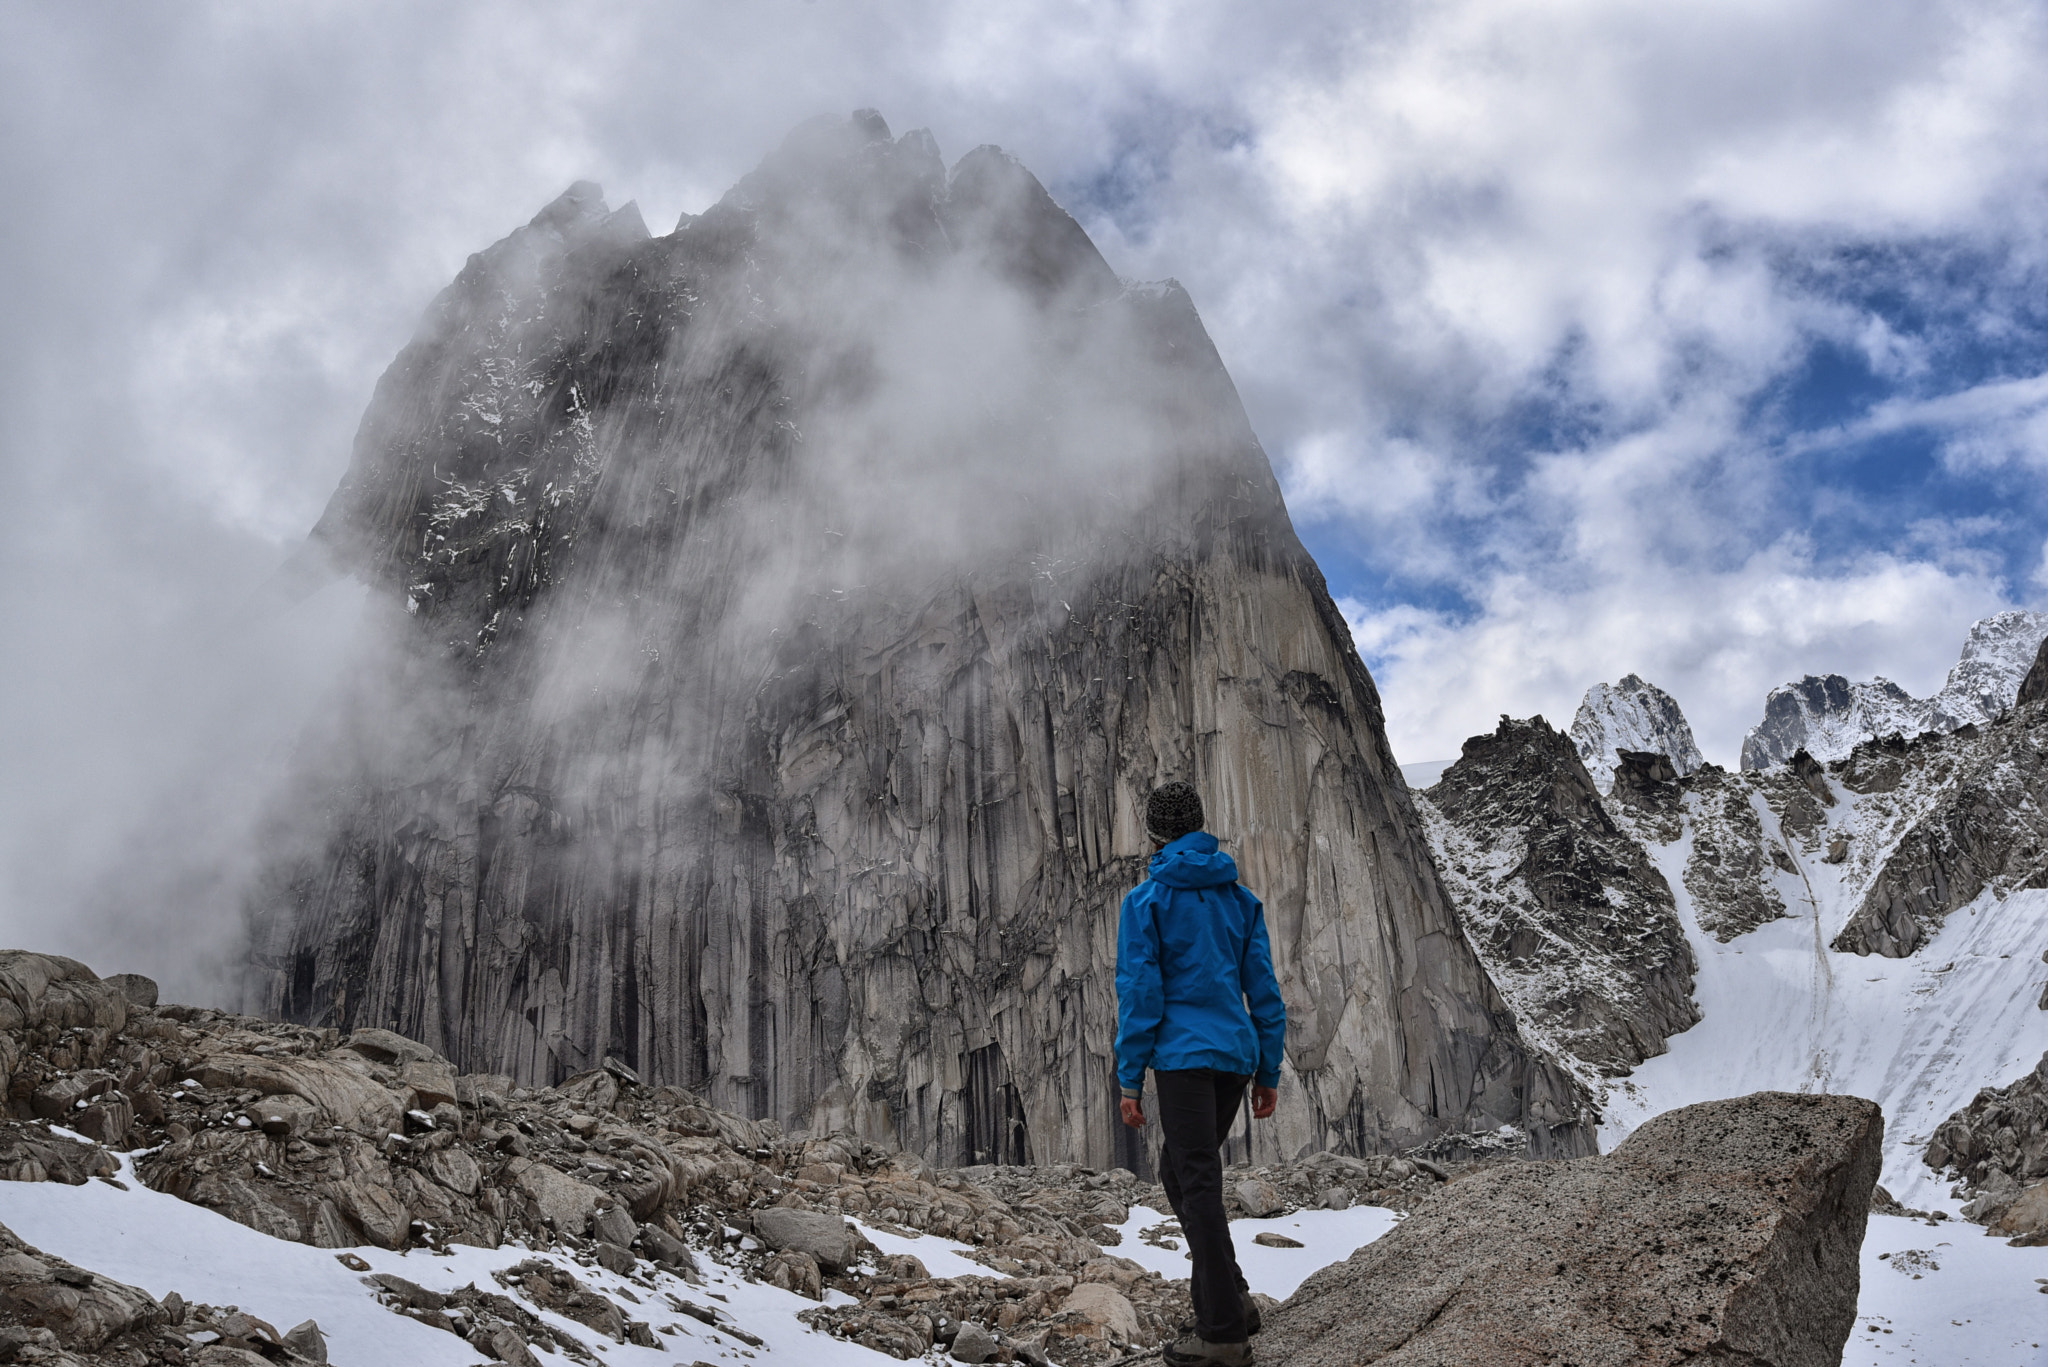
[1115,831,1287,1094]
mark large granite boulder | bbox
[1259,1092,1882,1367]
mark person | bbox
[1115,781,1286,1367]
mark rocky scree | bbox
[1925,1049,2048,1246]
[0,950,1465,1366]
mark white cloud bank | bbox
[4,0,2048,970]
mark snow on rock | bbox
[1741,609,2048,770]
[1418,716,1698,1079]
[1568,673,1704,792]
[1741,674,1936,770]
[1829,704,2048,957]
[1847,1213,2048,1367]
[1928,608,2048,728]
[0,1150,912,1366]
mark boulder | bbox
[341,1028,440,1068]
[0,953,128,1036]
[0,1222,163,1351]
[951,1319,998,1363]
[400,1059,459,1110]
[1992,1180,2048,1242]
[101,974,159,1009]
[503,1159,606,1235]
[193,1055,403,1137]
[753,1207,855,1272]
[1059,1283,1137,1340]
[1259,1092,1881,1367]
[1233,1178,1282,1218]
[0,1121,118,1184]
[282,1318,327,1363]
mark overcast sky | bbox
[4,1,2046,970]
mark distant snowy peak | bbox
[1928,609,2048,727]
[1740,674,1930,770]
[1570,674,1704,791]
[1741,610,2048,770]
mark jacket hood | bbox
[1148,830,1239,889]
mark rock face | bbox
[1258,1092,1882,1367]
[1417,718,1699,1076]
[1568,674,1703,792]
[1926,1049,2048,1241]
[1830,700,2048,957]
[2018,633,2048,708]
[242,111,1590,1168]
[1741,610,2048,770]
[1741,673,1934,770]
[1928,608,2048,726]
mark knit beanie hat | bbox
[1145,781,1205,845]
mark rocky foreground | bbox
[0,950,1452,1365]
[0,949,1909,1366]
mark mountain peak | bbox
[1570,674,1703,792]
[1741,609,2048,769]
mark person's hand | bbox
[1120,1096,1145,1129]
[1251,1084,1278,1119]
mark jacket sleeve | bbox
[1114,887,1164,1097]
[1241,894,1287,1089]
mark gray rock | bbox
[633,1222,698,1274]
[753,1207,854,1271]
[100,974,158,1009]
[592,1242,636,1276]
[1679,765,1796,941]
[761,1247,823,1299]
[1060,1283,1137,1340]
[1926,1050,2048,1234]
[342,1028,442,1068]
[1259,1092,1881,1367]
[1418,716,1700,1074]
[589,1201,636,1249]
[1318,1186,1350,1210]
[950,1319,998,1364]
[282,1318,327,1363]
[502,1159,606,1235]
[2020,633,2048,708]
[1233,1179,1282,1218]
[242,111,1593,1170]
[0,1221,165,1351]
[369,1272,445,1310]
[1832,705,2048,956]
[488,1326,542,1367]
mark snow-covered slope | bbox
[1569,674,1704,791]
[1585,713,2048,1213]
[0,1147,934,1366]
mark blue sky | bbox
[4,0,2047,970]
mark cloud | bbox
[5,0,2048,984]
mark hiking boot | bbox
[1177,1292,1262,1339]
[1163,1332,1253,1367]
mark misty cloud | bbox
[5,1,2048,991]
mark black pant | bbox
[1155,1068,1250,1342]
